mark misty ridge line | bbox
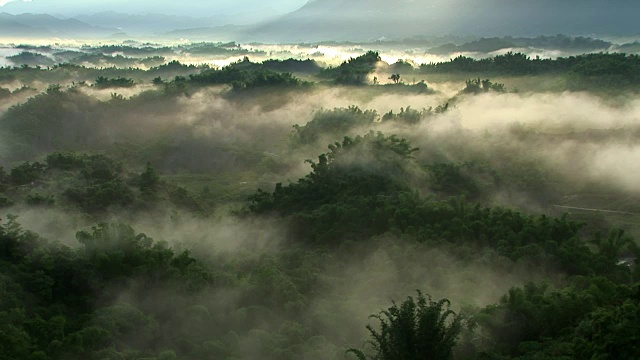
[2,33,640,75]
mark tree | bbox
[573,299,640,360]
[9,162,45,186]
[94,76,135,89]
[322,51,381,85]
[0,167,7,191]
[348,291,463,360]
[462,78,506,94]
[139,162,160,194]
[0,87,11,99]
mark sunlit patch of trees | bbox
[93,76,136,89]
[320,51,381,85]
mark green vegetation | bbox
[179,42,253,56]
[54,53,166,68]
[84,45,175,57]
[291,106,379,145]
[420,52,640,91]
[94,76,136,88]
[0,152,209,215]
[188,63,308,90]
[461,78,507,94]
[7,52,55,67]
[348,291,463,360]
[320,51,381,85]
[0,40,639,360]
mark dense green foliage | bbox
[179,42,253,56]
[348,292,463,360]
[320,51,381,85]
[0,85,102,158]
[209,57,323,74]
[7,52,55,67]
[0,152,207,215]
[420,52,639,76]
[1,40,639,360]
[188,63,307,90]
[84,45,175,57]
[468,278,640,359]
[1,134,637,359]
[291,106,379,145]
[250,134,634,278]
[420,52,640,90]
[0,219,210,360]
[291,104,449,147]
[426,35,612,54]
[93,76,136,89]
[249,134,639,359]
[52,53,165,68]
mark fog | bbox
[3,34,639,74]
[1,32,639,359]
[6,78,639,194]
[424,92,640,192]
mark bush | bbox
[0,195,13,208]
[45,152,85,171]
[65,179,134,212]
[10,162,45,186]
[25,193,55,206]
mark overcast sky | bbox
[0,0,309,17]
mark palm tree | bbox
[592,228,632,262]
[348,291,463,360]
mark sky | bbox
[0,0,309,17]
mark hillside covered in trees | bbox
[0,40,639,360]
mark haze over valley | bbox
[0,1,639,360]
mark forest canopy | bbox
[0,36,639,360]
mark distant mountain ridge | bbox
[0,0,295,26]
[0,12,118,39]
[161,25,250,42]
[249,0,640,42]
[73,12,226,35]
[73,11,282,36]
[1,0,638,43]
[0,15,53,38]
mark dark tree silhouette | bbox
[348,291,463,360]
